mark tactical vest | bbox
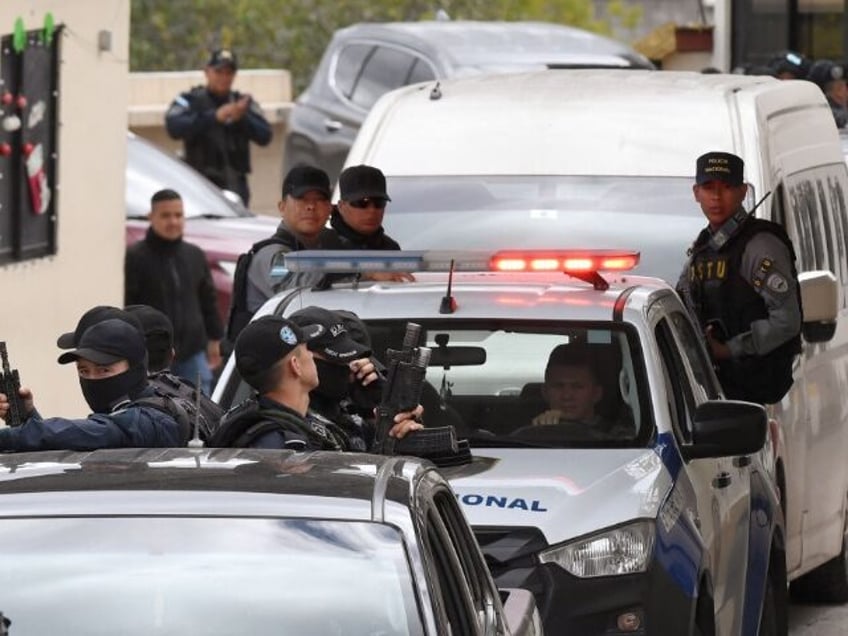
[687,217,802,404]
[208,398,346,450]
[183,86,250,189]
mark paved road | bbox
[790,600,848,634]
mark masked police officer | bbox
[677,151,802,404]
[165,48,272,206]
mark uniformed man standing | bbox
[677,151,802,404]
[165,48,272,206]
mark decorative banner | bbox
[0,21,60,264]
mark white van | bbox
[343,70,848,598]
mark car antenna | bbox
[746,190,772,217]
[439,258,457,314]
[187,371,204,449]
[430,81,442,101]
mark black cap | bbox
[339,165,391,202]
[807,59,844,88]
[57,306,144,350]
[695,151,745,186]
[282,165,331,199]
[207,48,238,70]
[235,315,323,387]
[124,305,173,340]
[290,306,371,362]
[124,305,174,370]
[768,50,809,78]
[57,319,147,366]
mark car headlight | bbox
[538,520,655,577]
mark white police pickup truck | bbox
[214,249,786,636]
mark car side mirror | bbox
[799,270,838,343]
[499,588,544,636]
[221,189,247,211]
[682,400,767,460]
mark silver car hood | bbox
[442,448,672,544]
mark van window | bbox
[785,163,847,278]
[383,175,703,284]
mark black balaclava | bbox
[80,362,148,414]
[313,358,350,400]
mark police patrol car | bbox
[214,249,785,636]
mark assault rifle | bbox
[0,342,24,427]
[372,323,464,463]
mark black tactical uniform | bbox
[165,50,271,205]
[679,208,802,403]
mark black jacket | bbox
[125,228,224,362]
[330,209,401,250]
[164,86,272,187]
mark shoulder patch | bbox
[766,272,789,294]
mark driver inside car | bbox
[525,344,628,439]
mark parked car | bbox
[284,20,654,183]
[214,248,789,635]
[125,132,277,322]
[0,447,543,635]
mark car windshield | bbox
[368,319,653,450]
[126,134,250,220]
[383,175,712,284]
[0,516,424,635]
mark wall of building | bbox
[0,0,129,418]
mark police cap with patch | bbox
[235,315,323,387]
[806,59,844,89]
[207,48,238,70]
[289,306,371,363]
[57,319,147,366]
[696,151,745,186]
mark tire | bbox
[790,531,848,603]
[759,551,788,636]
[693,584,716,636]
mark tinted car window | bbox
[351,47,419,110]
[407,58,437,84]
[333,43,374,99]
[383,175,703,283]
[1,516,424,635]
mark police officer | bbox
[241,166,347,316]
[806,59,848,128]
[767,50,811,80]
[165,48,272,206]
[289,306,383,451]
[211,315,422,449]
[677,151,802,404]
[332,164,414,282]
[0,319,184,450]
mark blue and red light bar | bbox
[283,249,640,274]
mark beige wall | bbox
[128,70,292,216]
[0,0,129,418]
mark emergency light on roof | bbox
[283,249,640,275]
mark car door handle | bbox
[324,119,342,133]
[733,455,752,468]
[712,472,732,489]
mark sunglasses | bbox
[347,197,388,210]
